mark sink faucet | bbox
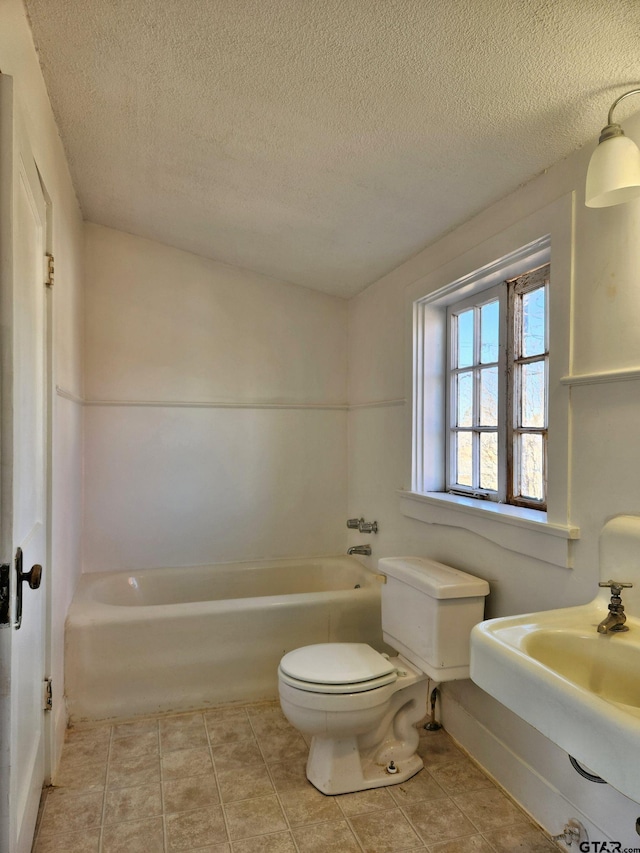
[597,580,633,634]
[347,545,371,556]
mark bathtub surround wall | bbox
[347,110,640,843]
[0,0,84,777]
[82,224,348,572]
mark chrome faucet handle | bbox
[346,518,364,529]
[358,520,378,534]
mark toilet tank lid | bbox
[378,557,490,599]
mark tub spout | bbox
[347,545,371,556]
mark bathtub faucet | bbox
[346,518,379,534]
[347,545,372,556]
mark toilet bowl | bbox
[278,557,490,795]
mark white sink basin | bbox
[524,629,640,708]
[471,599,640,802]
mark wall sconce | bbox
[585,88,640,208]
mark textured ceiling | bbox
[23,0,640,297]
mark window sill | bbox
[398,490,579,569]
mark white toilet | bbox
[278,556,489,795]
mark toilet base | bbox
[279,655,430,796]
[302,675,430,795]
[306,734,424,795]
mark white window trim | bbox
[402,193,578,569]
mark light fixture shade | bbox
[585,133,640,208]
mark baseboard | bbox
[439,688,612,847]
[48,701,68,784]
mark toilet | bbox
[278,556,490,795]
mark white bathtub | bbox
[65,556,385,722]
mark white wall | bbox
[83,224,348,572]
[347,112,640,842]
[0,0,84,773]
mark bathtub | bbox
[65,556,386,722]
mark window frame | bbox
[444,265,550,511]
[506,265,550,510]
[445,283,507,502]
[403,193,578,569]
[411,236,552,500]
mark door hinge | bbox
[45,253,54,288]
[43,677,52,712]
[0,563,9,627]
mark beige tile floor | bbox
[32,702,559,853]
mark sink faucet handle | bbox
[346,518,364,529]
[599,580,633,594]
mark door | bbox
[0,74,49,853]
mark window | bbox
[447,264,549,509]
[404,196,577,568]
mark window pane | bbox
[479,367,498,426]
[522,287,546,357]
[521,361,545,428]
[519,433,544,500]
[456,432,473,487]
[457,309,474,368]
[457,372,473,427]
[480,432,498,491]
[480,301,499,364]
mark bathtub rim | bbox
[67,555,383,625]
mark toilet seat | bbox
[278,667,397,694]
[279,643,397,694]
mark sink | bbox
[524,629,640,709]
[471,599,640,802]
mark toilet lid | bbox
[279,643,396,686]
[278,666,398,694]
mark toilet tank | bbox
[379,557,489,682]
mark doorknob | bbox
[15,547,42,630]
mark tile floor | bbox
[32,702,559,853]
